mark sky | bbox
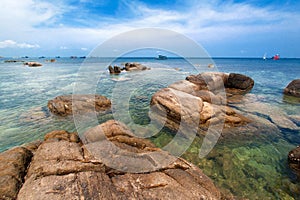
[0,0,300,57]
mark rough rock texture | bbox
[47,94,111,116]
[186,72,254,95]
[151,72,252,135]
[284,79,300,97]
[0,147,33,200]
[288,146,300,178]
[108,63,150,74]
[0,120,227,199]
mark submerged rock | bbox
[284,79,300,98]
[47,94,111,116]
[0,120,227,199]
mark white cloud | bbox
[0,40,40,48]
[0,0,299,56]
[81,47,88,51]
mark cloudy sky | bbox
[0,0,299,57]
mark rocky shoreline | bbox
[1,71,299,199]
[0,120,232,200]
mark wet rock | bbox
[288,146,300,178]
[47,94,111,116]
[0,147,33,199]
[150,87,250,135]
[235,102,299,130]
[14,120,223,199]
[19,107,50,123]
[24,62,42,67]
[108,65,122,74]
[124,62,150,71]
[225,73,254,94]
[284,79,300,98]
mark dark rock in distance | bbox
[24,62,43,67]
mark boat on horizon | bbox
[272,54,280,60]
[156,55,167,60]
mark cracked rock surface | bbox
[1,120,227,200]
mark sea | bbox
[0,56,299,199]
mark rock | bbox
[284,79,300,97]
[186,72,228,92]
[288,146,300,178]
[235,102,299,130]
[186,72,254,96]
[124,62,150,71]
[0,147,33,199]
[47,94,111,116]
[108,65,122,74]
[288,146,300,163]
[108,63,150,74]
[13,120,224,199]
[150,87,249,135]
[24,62,43,67]
[225,73,254,94]
[4,60,24,63]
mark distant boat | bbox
[272,54,280,60]
[263,53,267,60]
[156,55,167,60]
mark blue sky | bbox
[0,0,299,57]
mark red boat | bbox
[272,54,280,60]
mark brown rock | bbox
[47,94,111,116]
[15,121,223,199]
[225,73,254,94]
[0,147,33,199]
[124,62,150,71]
[288,145,300,179]
[284,79,300,97]
[24,62,42,67]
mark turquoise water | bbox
[0,57,299,199]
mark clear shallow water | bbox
[0,57,299,199]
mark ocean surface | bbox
[0,57,299,199]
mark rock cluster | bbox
[108,62,150,74]
[284,79,300,98]
[150,72,253,134]
[47,94,111,116]
[0,120,226,200]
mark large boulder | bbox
[186,72,254,95]
[151,72,252,135]
[284,79,300,98]
[47,94,111,116]
[0,147,33,199]
[13,120,225,199]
